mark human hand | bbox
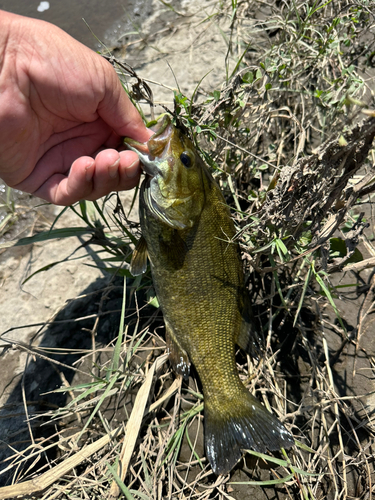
[0,10,152,205]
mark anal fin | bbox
[165,319,190,380]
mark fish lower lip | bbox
[125,142,161,177]
[141,160,162,178]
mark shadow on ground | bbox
[0,275,128,486]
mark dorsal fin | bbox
[237,293,264,360]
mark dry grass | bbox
[1,0,375,498]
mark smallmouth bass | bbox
[124,116,294,474]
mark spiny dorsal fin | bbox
[130,236,148,276]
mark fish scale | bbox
[142,199,242,392]
[125,115,294,475]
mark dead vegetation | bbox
[1,0,375,499]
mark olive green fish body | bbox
[125,117,293,474]
[140,169,243,393]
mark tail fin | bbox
[204,390,293,475]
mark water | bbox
[0,0,149,49]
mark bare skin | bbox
[0,10,152,205]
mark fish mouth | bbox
[123,115,173,178]
[123,138,161,178]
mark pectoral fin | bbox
[165,319,190,380]
[159,230,187,271]
[130,236,148,276]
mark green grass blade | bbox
[109,276,127,377]
[313,264,347,334]
[269,254,288,308]
[106,462,137,500]
[229,473,294,486]
[0,227,95,249]
[76,372,120,442]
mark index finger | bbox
[97,59,153,143]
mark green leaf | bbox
[313,264,347,334]
[269,254,288,308]
[148,296,159,308]
[106,462,137,500]
[242,71,254,84]
[110,276,127,376]
[338,135,348,146]
[329,237,347,257]
[275,238,290,259]
[329,237,363,264]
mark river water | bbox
[0,0,148,49]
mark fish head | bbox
[124,115,207,230]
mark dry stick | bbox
[0,355,178,500]
[0,431,66,479]
[108,354,168,499]
[41,442,123,500]
[354,274,375,377]
[0,427,122,500]
[344,256,375,273]
[322,335,347,500]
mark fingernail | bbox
[109,158,120,178]
[126,159,141,179]
[85,161,95,181]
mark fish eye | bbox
[180,151,192,168]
